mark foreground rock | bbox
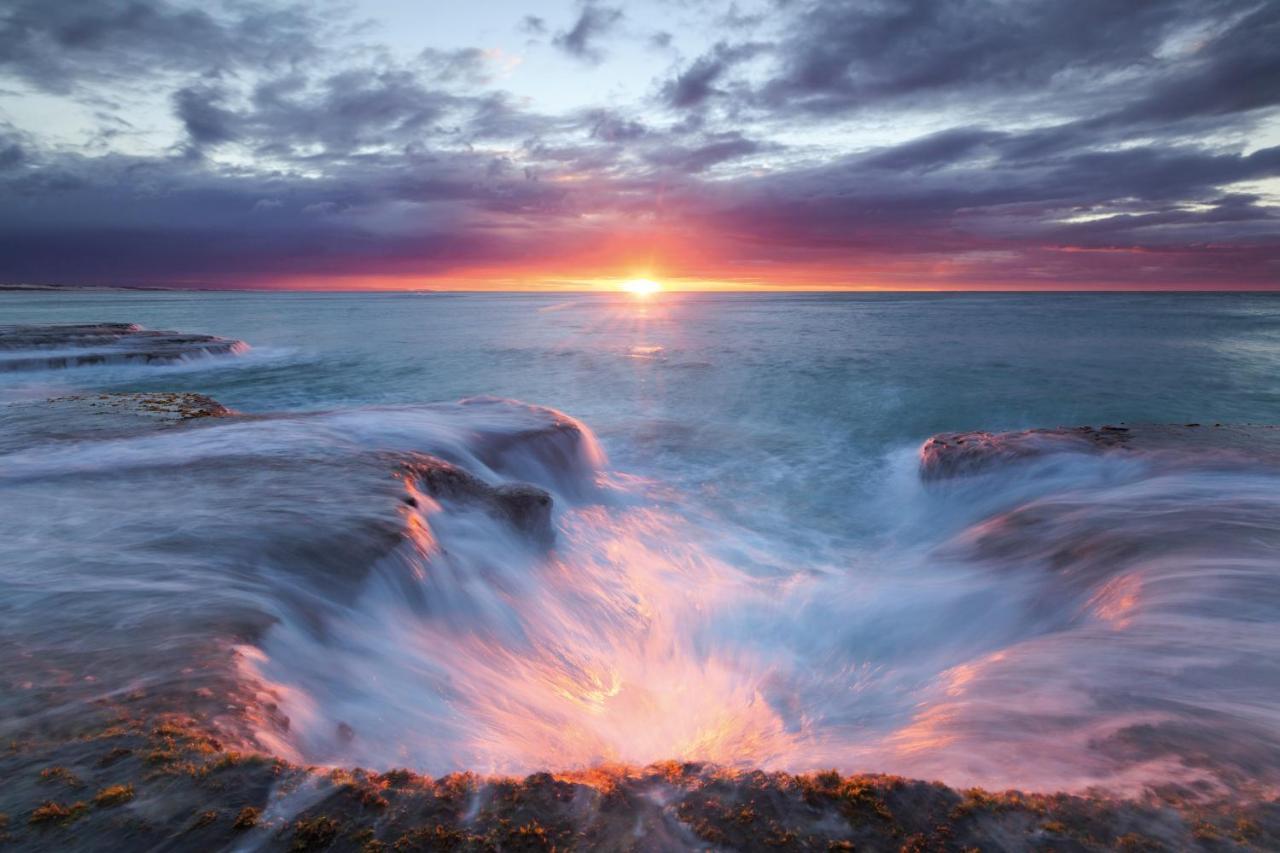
[0,390,568,751]
[7,387,1278,850]
[0,322,247,371]
[0,710,1275,852]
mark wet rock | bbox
[50,391,232,421]
[919,427,1112,479]
[0,322,247,371]
[0,392,233,454]
[456,396,604,499]
[3,721,1278,852]
[0,322,143,349]
[492,483,554,539]
[920,423,1280,479]
[403,455,554,544]
[0,385,575,775]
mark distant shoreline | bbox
[0,284,190,292]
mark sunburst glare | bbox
[621,278,662,297]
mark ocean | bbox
[3,290,1280,796]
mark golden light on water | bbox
[621,278,662,296]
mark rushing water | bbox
[3,290,1280,796]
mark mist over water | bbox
[4,291,1280,796]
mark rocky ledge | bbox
[1,711,1276,852]
[0,392,232,453]
[0,322,247,371]
[403,455,555,544]
[2,390,558,543]
[920,422,1280,479]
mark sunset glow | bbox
[621,278,662,296]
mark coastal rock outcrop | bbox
[403,454,554,544]
[2,718,1277,851]
[920,422,1280,479]
[2,390,559,543]
[0,392,233,454]
[454,395,605,499]
[0,322,247,370]
[0,384,576,768]
[919,426,1130,479]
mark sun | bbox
[621,278,662,296]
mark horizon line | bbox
[5,284,1280,295]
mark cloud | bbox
[419,47,495,85]
[552,4,624,63]
[758,0,1182,111]
[682,134,1280,284]
[1084,1,1280,128]
[586,110,648,143]
[664,42,762,109]
[173,84,238,147]
[0,126,26,170]
[644,132,763,173]
[0,0,317,93]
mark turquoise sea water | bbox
[7,291,1280,537]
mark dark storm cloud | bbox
[244,68,455,153]
[643,132,762,173]
[731,0,1280,149]
[0,125,28,171]
[0,142,24,170]
[1085,1,1280,128]
[685,136,1280,285]
[759,0,1192,110]
[173,85,238,146]
[664,41,763,109]
[171,61,551,157]
[586,110,648,143]
[0,139,587,285]
[0,0,316,92]
[858,128,1001,172]
[552,4,624,63]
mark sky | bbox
[0,0,1277,290]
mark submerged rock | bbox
[0,322,247,371]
